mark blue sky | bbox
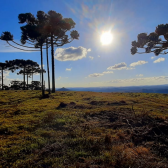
[1,0,168,88]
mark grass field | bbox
[0,90,168,168]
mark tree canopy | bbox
[131,23,168,56]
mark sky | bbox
[1,0,168,88]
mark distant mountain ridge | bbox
[56,87,70,91]
[55,84,168,94]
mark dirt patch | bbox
[57,102,67,109]
[74,104,92,109]
[83,98,91,101]
[68,102,76,108]
[70,102,76,105]
[90,101,108,105]
[89,100,128,106]
[107,101,128,105]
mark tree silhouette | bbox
[31,81,41,90]
[0,10,79,95]
[6,59,39,90]
[17,68,32,90]
[18,12,47,96]
[0,12,48,96]
[45,10,79,93]
[131,24,168,56]
[0,62,8,90]
[10,81,22,90]
[18,67,46,90]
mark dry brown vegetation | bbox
[0,90,168,167]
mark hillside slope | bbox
[0,91,168,167]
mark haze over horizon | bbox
[1,0,168,88]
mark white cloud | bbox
[98,55,100,57]
[151,56,155,59]
[89,56,94,60]
[107,62,127,70]
[66,68,72,71]
[126,67,135,70]
[153,57,165,63]
[109,76,168,84]
[0,70,23,86]
[54,46,88,61]
[87,48,91,52]
[130,60,148,67]
[103,71,113,74]
[88,73,104,77]
[136,74,143,77]
[3,70,10,79]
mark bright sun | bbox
[100,31,113,45]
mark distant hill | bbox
[55,84,168,94]
[56,87,70,91]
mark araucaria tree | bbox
[131,23,168,56]
[45,10,79,93]
[0,10,79,94]
[18,12,47,96]
[6,59,40,90]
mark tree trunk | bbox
[2,68,3,90]
[27,73,28,90]
[24,66,25,90]
[40,44,44,97]
[32,67,33,90]
[46,40,51,94]
[51,35,55,93]
[40,72,41,84]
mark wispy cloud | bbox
[107,62,127,70]
[151,56,155,59]
[55,46,88,61]
[88,73,104,77]
[130,60,148,67]
[87,48,91,52]
[109,76,168,84]
[89,56,94,60]
[103,71,113,74]
[98,55,100,57]
[88,71,113,78]
[136,74,143,77]
[66,68,72,71]
[153,57,165,63]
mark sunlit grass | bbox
[0,91,168,167]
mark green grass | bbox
[0,90,168,167]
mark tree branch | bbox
[12,40,40,48]
[7,41,40,51]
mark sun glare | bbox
[100,31,113,45]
